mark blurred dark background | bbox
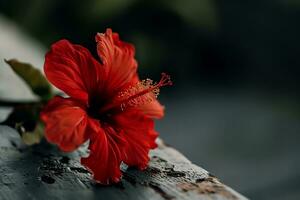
[1,0,300,199]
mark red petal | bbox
[95,28,137,94]
[137,100,165,119]
[40,96,88,152]
[44,39,105,104]
[113,110,158,170]
[81,119,126,184]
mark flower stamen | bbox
[99,73,172,113]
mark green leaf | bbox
[0,104,41,133]
[5,59,52,101]
[0,105,44,146]
[21,122,44,145]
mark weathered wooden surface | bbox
[0,125,247,200]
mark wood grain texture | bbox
[0,125,247,200]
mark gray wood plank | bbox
[0,125,247,200]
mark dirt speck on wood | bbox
[41,175,55,184]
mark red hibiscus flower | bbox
[40,28,172,184]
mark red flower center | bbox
[87,98,112,123]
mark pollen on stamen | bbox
[117,73,172,111]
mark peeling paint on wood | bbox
[0,125,247,200]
